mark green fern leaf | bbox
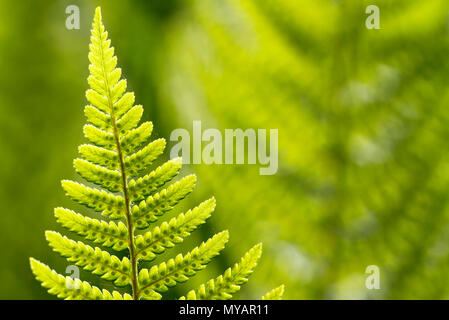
[83,124,115,149]
[54,208,128,251]
[123,138,166,176]
[84,106,111,131]
[78,144,119,170]
[180,243,262,300]
[73,158,122,192]
[128,157,182,202]
[113,92,135,118]
[115,105,143,134]
[120,121,153,156]
[30,258,132,300]
[261,285,285,300]
[61,180,125,219]
[45,231,132,286]
[137,231,228,294]
[131,175,197,230]
[29,6,282,300]
[135,197,216,261]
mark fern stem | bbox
[96,28,139,299]
[113,124,138,300]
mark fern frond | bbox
[110,79,127,103]
[124,138,166,176]
[138,231,229,295]
[46,231,132,286]
[131,175,197,230]
[78,144,119,170]
[84,106,111,131]
[30,258,132,300]
[54,208,128,251]
[128,157,182,202]
[180,243,262,300]
[83,124,115,149]
[120,121,153,156]
[135,197,216,261]
[115,105,143,133]
[61,180,125,219]
[73,159,122,192]
[29,6,280,300]
[113,92,135,118]
[261,285,285,300]
[85,89,110,114]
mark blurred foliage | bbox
[2,0,449,299]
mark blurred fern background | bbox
[2,0,449,299]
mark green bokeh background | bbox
[2,0,449,299]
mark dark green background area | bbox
[2,0,449,299]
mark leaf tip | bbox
[44,230,59,243]
[253,243,263,255]
[94,6,102,19]
[220,230,230,242]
